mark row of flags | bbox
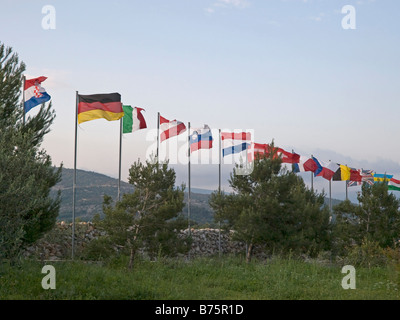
[23,77,400,193]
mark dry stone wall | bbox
[25,222,269,260]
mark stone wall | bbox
[25,222,268,260]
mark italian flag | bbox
[388,178,400,192]
[122,106,147,134]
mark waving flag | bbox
[360,169,374,185]
[190,125,213,153]
[122,106,147,134]
[347,168,363,187]
[313,159,339,180]
[159,115,186,142]
[78,93,123,124]
[221,132,251,157]
[373,173,393,183]
[293,156,319,173]
[333,165,351,181]
[388,178,400,191]
[248,143,300,163]
[24,76,51,113]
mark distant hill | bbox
[51,168,344,226]
[51,168,215,226]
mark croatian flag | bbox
[24,76,51,113]
[221,132,251,157]
[159,114,186,142]
[190,125,213,153]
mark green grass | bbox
[1,255,399,300]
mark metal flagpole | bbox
[187,122,191,260]
[156,112,160,162]
[311,154,314,192]
[118,116,123,201]
[72,91,79,260]
[22,76,26,125]
[345,164,348,201]
[218,129,222,257]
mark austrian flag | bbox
[159,115,186,142]
[24,76,51,113]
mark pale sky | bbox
[1,0,400,202]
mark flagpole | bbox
[157,112,160,162]
[345,164,348,201]
[311,154,314,192]
[188,122,191,260]
[72,91,78,260]
[22,75,26,125]
[118,116,122,201]
[218,128,222,257]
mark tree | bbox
[210,142,331,262]
[333,181,400,250]
[0,42,62,261]
[99,159,190,269]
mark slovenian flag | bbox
[221,132,251,157]
[190,125,213,153]
[24,76,51,113]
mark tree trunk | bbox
[128,247,136,270]
[246,242,253,263]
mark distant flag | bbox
[159,115,186,142]
[190,125,213,153]
[24,76,51,113]
[122,106,147,134]
[221,132,251,157]
[313,159,339,180]
[248,143,300,163]
[278,148,300,164]
[77,93,123,124]
[332,165,351,181]
[347,168,363,187]
[293,156,319,173]
[373,173,393,183]
[360,169,374,186]
[388,178,400,191]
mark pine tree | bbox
[210,141,331,262]
[333,181,400,250]
[0,42,62,261]
[100,159,190,269]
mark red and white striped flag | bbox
[159,114,187,142]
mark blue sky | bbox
[1,0,400,201]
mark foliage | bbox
[209,141,331,262]
[0,42,61,262]
[1,256,399,300]
[333,182,400,254]
[95,159,190,269]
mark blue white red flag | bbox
[24,76,51,113]
[221,132,251,157]
[190,125,213,153]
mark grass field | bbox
[1,255,399,300]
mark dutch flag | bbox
[221,132,251,157]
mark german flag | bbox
[78,93,124,124]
